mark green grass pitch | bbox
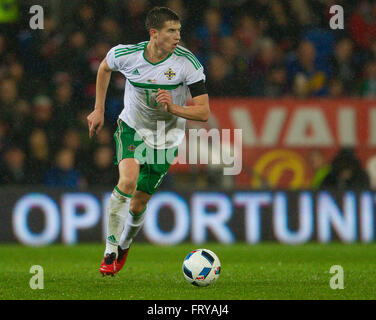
[0,243,375,300]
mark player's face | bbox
[155,20,181,53]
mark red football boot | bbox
[115,246,130,274]
[99,252,117,276]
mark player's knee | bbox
[117,177,137,195]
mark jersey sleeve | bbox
[106,44,131,72]
[184,56,206,86]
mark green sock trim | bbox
[114,186,132,198]
[129,207,147,217]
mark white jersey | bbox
[106,41,206,149]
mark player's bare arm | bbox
[87,58,112,138]
[156,89,210,122]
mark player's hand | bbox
[87,108,104,138]
[156,89,173,112]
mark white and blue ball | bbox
[182,249,221,287]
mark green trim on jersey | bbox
[115,43,146,53]
[115,42,147,50]
[141,41,174,65]
[173,47,202,70]
[174,47,202,64]
[143,50,173,66]
[114,42,202,70]
[128,79,183,90]
[115,50,145,58]
[114,42,148,58]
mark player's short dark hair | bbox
[145,7,180,31]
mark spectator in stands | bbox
[259,0,297,50]
[119,0,149,43]
[62,128,82,152]
[366,155,376,189]
[329,38,357,94]
[328,78,345,98]
[194,7,232,59]
[287,40,329,97]
[0,34,8,70]
[360,59,376,97]
[364,38,376,64]
[72,2,98,43]
[8,60,30,98]
[26,15,62,88]
[166,0,187,26]
[321,148,370,190]
[93,125,113,147]
[308,149,332,190]
[86,145,117,187]
[0,146,28,185]
[263,64,289,97]
[0,120,9,157]
[233,14,260,57]
[205,54,233,96]
[0,78,29,145]
[75,108,96,150]
[44,148,86,189]
[249,37,284,95]
[219,36,250,95]
[54,30,90,85]
[53,81,79,131]
[25,128,51,184]
[61,127,90,176]
[349,0,376,50]
[87,41,111,91]
[25,95,57,149]
[98,17,124,46]
[38,15,62,61]
[289,0,312,28]
[0,78,20,123]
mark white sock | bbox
[119,207,146,249]
[105,187,132,257]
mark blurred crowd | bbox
[0,0,374,189]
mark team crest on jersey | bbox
[127,144,136,152]
[164,68,176,80]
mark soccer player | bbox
[87,7,210,276]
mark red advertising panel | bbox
[170,98,376,189]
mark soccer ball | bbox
[182,249,221,287]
